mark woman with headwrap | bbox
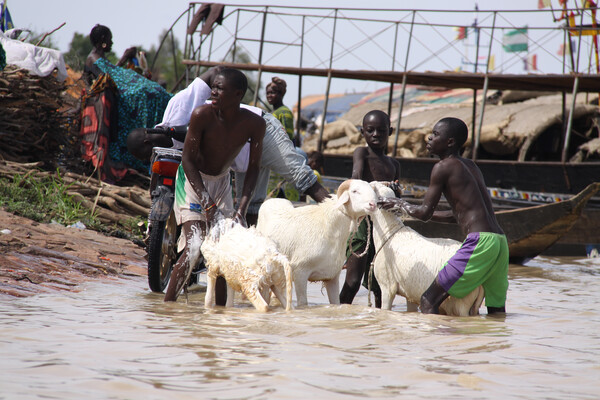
[266,76,295,141]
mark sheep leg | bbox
[271,285,288,310]
[259,286,272,306]
[380,287,395,310]
[225,283,235,308]
[205,273,217,309]
[294,272,310,307]
[324,273,341,305]
[406,301,419,312]
[244,288,270,312]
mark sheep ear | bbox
[335,191,350,209]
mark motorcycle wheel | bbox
[147,210,179,292]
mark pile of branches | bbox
[0,160,150,227]
[0,65,80,165]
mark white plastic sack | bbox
[0,31,67,81]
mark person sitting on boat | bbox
[127,66,330,226]
[378,117,508,315]
[339,110,401,308]
[83,24,172,175]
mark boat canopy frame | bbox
[179,3,600,162]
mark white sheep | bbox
[257,179,378,307]
[200,219,293,312]
[369,182,484,316]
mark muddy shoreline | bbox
[0,209,146,297]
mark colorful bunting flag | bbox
[453,26,468,40]
[557,41,576,56]
[502,28,528,52]
[538,0,552,9]
[488,55,495,71]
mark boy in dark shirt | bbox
[339,110,401,307]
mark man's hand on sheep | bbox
[206,207,226,237]
[379,180,402,197]
[233,210,248,228]
[378,197,413,215]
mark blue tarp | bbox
[300,92,367,123]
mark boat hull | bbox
[404,182,600,264]
[323,154,600,195]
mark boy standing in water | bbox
[164,68,265,303]
[340,110,401,307]
[379,117,508,314]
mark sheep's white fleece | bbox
[257,179,378,307]
[201,219,293,312]
[370,182,484,316]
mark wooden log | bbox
[69,192,127,225]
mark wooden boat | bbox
[404,182,600,264]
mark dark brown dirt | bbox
[0,209,147,297]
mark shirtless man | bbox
[127,66,329,221]
[340,110,401,307]
[164,68,265,302]
[379,117,508,315]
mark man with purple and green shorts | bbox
[379,117,508,315]
[437,232,508,310]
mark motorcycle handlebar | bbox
[146,125,187,142]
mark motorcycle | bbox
[145,126,186,292]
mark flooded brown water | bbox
[2,255,599,399]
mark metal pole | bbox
[562,76,580,162]
[296,16,306,137]
[560,7,585,162]
[318,9,338,153]
[170,30,179,88]
[562,27,567,133]
[232,10,240,62]
[575,7,585,73]
[387,22,400,117]
[471,19,481,150]
[184,5,191,85]
[208,27,214,63]
[253,7,269,106]
[392,11,416,157]
[474,11,496,161]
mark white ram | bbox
[257,179,378,307]
[370,182,484,316]
[200,220,293,312]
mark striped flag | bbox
[454,26,467,40]
[523,54,537,71]
[502,28,528,52]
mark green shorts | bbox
[438,232,509,308]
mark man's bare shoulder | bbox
[239,108,265,121]
[353,146,369,158]
[240,108,266,129]
[386,154,400,165]
[191,103,214,119]
[457,156,477,168]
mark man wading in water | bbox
[164,68,265,303]
[379,117,509,315]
